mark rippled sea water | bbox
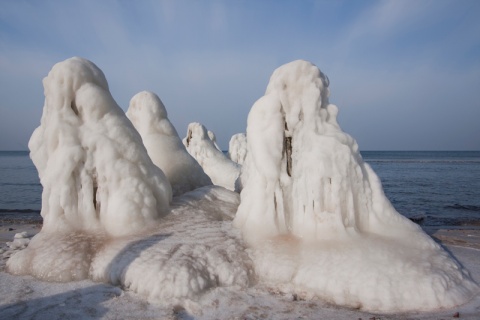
[363,151,480,228]
[1,150,479,228]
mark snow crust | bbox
[183,123,240,191]
[126,91,212,196]
[228,133,247,166]
[234,60,479,311]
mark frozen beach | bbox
[1,57,479,319]
[1,219,480,319]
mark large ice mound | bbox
[26,57,172,237]
[7,58,252,299]
[183,123,240,191]
[234,60,478,312]
[127,91,212,196]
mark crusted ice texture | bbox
[25,57,172,237]
[7,58,251,301]
[183,123,240,191]
[228,133,247,166]
[7,56,171,277]
[127,91,212,196]
[234,60,478,312]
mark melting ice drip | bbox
[234,60,478,311]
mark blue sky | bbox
[1,0,479,150]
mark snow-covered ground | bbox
[1,217,480,319]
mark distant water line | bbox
[0,150,479,228]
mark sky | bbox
[0,0,479,151]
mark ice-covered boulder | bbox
[7,57,173,280]
[7,58,251,298]
[27,58,172,237]
[234,60,478,312]
[228,133,247,166]
[183,123,240,191]
[127,91,212,196]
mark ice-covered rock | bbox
[183,123,240,191]
[127,91,212,196]
[234,60,478,312]
[6,57,251,301]
[25,57,172,237]
[228,133,247,166]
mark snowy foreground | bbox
[1,57,479,318]
[1,205,480,319]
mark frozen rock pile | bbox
[5,57,478,314]
[7,58,251,295]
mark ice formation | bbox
[234,60,478,311]
[183,123,240,191]
[228,133,247,166]
[7,58,251,300]
[6,56,478,314]
[23,57,172,237]
[127,91,212,196]
[208,130,222,151]
[7,56,172,280]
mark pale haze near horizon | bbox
[0,0,479,151]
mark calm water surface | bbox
[1,150,479,228]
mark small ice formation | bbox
[228,133,247,166]
[127,91,212,196]
[7,58,251,300]
[208,130,222,151]
[184,123,240,191]
[234,60,478,312]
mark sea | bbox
[0,150,479,229]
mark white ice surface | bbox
[4,58,479,317]
[228,133,247,166]
[6,185,252,300]
[127,91,212,196]
[183,123,240,191]
[23,57,172,238]
[233,60,479,312]
[207,130,222,151]
[2,234,480,319]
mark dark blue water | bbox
[1,151,479,228]
[0,151,42,223]
[362,151,480,228]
